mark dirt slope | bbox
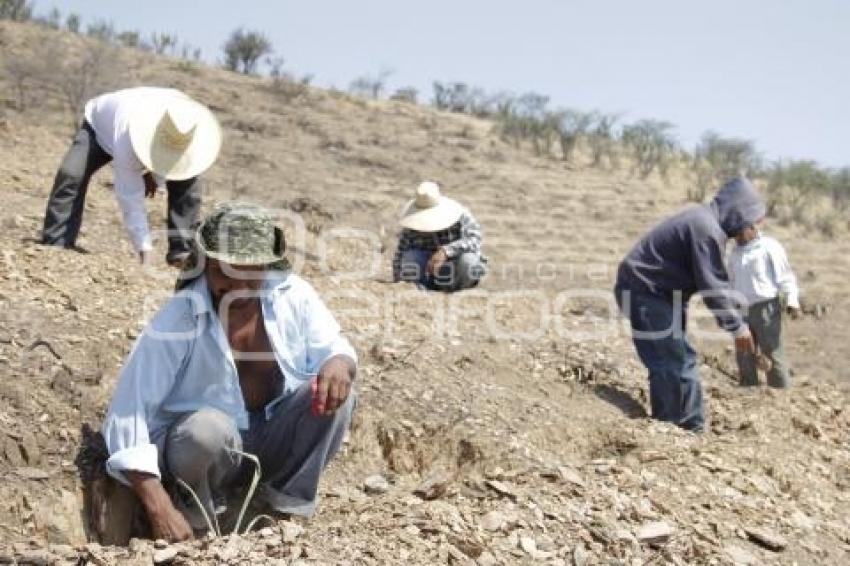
[0,21,848,565]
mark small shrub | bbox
[766,160,830,223]
[390,87,418,104]
[177,44,202,61]
[686,131,762,203]
[151,32,178,55]
[432,81,473,112]
[0,0,33,21]
[65,13,80,33]
[349,68,393,99]
[621,119,678,179]
[223,28,272,74]
[117,30,141,48]
[268,57,312,103]
[4,54,35,109]
[695,131,761,179]
[3,37,127,122]
[588,113,621,169]
[556,108,596,162]
[686,159,714,202]
[815,212,839,239]
[86,20,115,43]
[829,167,850,211]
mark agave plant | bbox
[175,448,274,537]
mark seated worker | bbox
[392,181,486,291]
[101,202,357,541]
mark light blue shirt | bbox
[101,272,357,484]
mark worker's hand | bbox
[734,331,756,354]
[786,306,801,320]
[313,356,355,416]
[426,249,448,276]
[143,172,159,198]
[148,501,194,542]
[127,472,193,542]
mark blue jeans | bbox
[398,248,485,292]
[615,284,704,432]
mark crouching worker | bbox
[392,181,486,291]
[102,203,357,541]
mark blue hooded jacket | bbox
[616,177,766,333]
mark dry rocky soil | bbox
[0,21,848,565]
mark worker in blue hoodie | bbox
[614,177,764,432]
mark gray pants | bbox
[41,121,203,260]
[736,298,790,388]
[162,383,356,528]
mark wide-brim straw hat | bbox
[399,181,464,232]
[128,93,222,181]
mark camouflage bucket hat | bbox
[195,202,287,268]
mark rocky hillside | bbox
[0,21,848,565]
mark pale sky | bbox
[53,0,849,167]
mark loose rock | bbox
[636,521,676,544]
[363,474,390,495]
[413,469,452,500]
[745,527,787,551]
[153,546,178,564]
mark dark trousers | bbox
[41,121,202,259]
[736,298,790,388]
[615,284,704,432]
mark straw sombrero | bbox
[399,181,464,232]
[128,94,222,181]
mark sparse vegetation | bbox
[151,32,178,55]
[85,20,115,43]
[1,7,842,237]
[116,30,141,49]
[588,113,620,168]
[389,87,418,104]
[686,132,762,203]
[432,81,495,116]
[553,109,595,162]
[621,120,678,179]
[2,34,125,121]
[65,13,80,33]
[223,28,272,74]
[349,68,393,99]
[0,0,32,21]
[267,57,313,103]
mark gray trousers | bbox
[41,121,203,260]
[736,298,790,388]
[162,383,356,528]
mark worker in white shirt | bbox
[41,87,222,266]
[728,222,800,388]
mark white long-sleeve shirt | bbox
[101,272,357,485]
[728,233,800,309]
[84,87,186,252]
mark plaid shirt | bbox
[392,210,482,281]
